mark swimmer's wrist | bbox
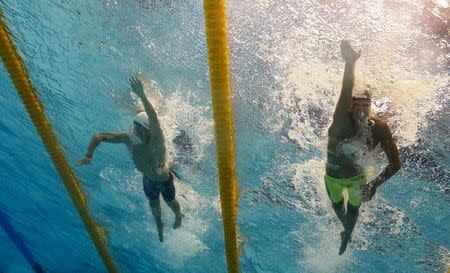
[370,176,384,188]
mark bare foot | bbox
[340,40,361,64]
[339,231,352,255]
[173,213,183,229]
[156,221,164,242]
[32,263,44,273]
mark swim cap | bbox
[128,112,150,145]
[134,111,150,129]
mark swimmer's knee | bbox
[149,198,160,208]
[331,201,346,219]
[164,198,178,206]
[347,204,360,215]
[332,201,344,210]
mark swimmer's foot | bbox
[339,231,352,255]
[173,213,183,229]
[156,221,164,242]
[32,263,44,273]
[340,40,361,64]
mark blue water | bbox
[0,1,449,272]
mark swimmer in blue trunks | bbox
[326,41,401,255]
[79,77,182,242]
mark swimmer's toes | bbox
[339,231,351,255]
[157,223,164,242]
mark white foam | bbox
[289,159,355,272]
[302,236,352,273]
[162,229,208,267]
[290,159,329,214]
[129,77,213,164]
[438,246,450,272]
[98,150,214,269]
[165,177,211,264]
[231,0,450,149]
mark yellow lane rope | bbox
[0,14,119,273]
[203,1,240,272]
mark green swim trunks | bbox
[324,173,366,207]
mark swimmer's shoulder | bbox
[369,117,393,140]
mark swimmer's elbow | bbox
[93,133,105,142]
[396,160,401,170]
[391,160,401,174]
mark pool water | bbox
[0,1,448,272]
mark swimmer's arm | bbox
[330,41,360,132]
[372,127,401,187]
[334,62,355,119]
[130,77,159,125]
[362,124,400,201]
[79,132,129,164]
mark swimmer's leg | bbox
[339,204,360,255]
[161,173,183,229]
[149,198,164,242]
[32,263,44,273]
[166,198,183,229]
[326,179,345,225]
[331,201,345,225]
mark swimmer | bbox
[79,77,182,242]
[326,41,401,255]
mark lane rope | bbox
[203,1,240,273]
[0,13,119,273]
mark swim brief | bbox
[324,172,366,207]
[143,172,175,202]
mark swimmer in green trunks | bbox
[79,77,182,242]
[326,41,401,255]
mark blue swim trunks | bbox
[143,172,175,202]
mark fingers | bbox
[129,77,137,86]
[340,40,349,49]
[362,194,372,202]
[361,185,375,202]
[78,158,91,165]
[129,77,137,87]
[361,186,370,202]
[129,76,141,86]
[361,190,370,202]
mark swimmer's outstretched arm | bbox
[330,40,361,134]
[79,132,129,165]
[130,77,160,126]
[361,123,401,201]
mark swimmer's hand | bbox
[130,77,145,98]
[361,183,377,202]
[78,155,92,165]
[340,40,361,64]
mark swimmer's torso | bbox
[128,131,169,182]
[327,118,380,178]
